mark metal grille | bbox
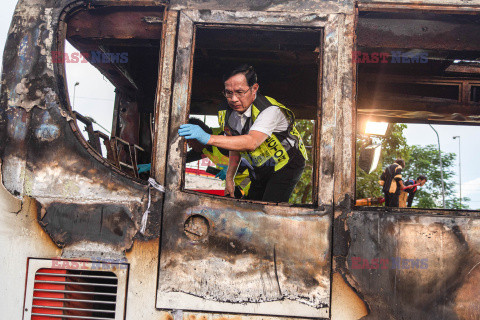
[24,259,128,320]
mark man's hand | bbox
[225,179,235,198]
[215,164,228,180]
[178,124,211,145]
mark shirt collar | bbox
[235,104,252,118]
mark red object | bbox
[356,197,385,206]
[32,268,67,319]
[194,189,224,196]
[402,183,420,190]
[185,168,215,177]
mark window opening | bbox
[64,41,115,158]
[472,86,480,103]
[64,7,164,180]
[356,121,479,210]
[183,27,321,205]
[356,12,480,211]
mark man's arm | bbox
[208,130,268,152]
[225,151,241,197]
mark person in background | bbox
[399,175,428,208]
[379,159,405,207]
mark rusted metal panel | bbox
[344,210,480,319]
[317,15,339,207]
[66,8,164,40]
[359,0,480,6]
[357,14,480,51]
[333,13,355,205]
[0,0,166,252]
[152,9,178,184]
[170,0,353,14]
[358,0,480,14]
[182,10,332,26]
[157,196,331,317]
[155,8,351,317]
[38,202,138,249]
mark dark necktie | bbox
[241,116,251,135]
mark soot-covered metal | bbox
[2,0,480,319]
[0,0,167,251]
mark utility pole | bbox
[73,82,80,110]
[429,124,446,209]
[453,136,462,208]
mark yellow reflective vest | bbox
[201,128,249,193]
[218,94,307,172]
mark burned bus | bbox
[1,0,480,319]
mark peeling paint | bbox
[1,0,480,319]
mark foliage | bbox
[290,120,469,209]
[402,144,470,209]
[289,119,314,204]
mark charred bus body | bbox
[1,0,480,319]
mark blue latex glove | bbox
[215,164,228,180]
[178,124,211,145]
[137,163,151,173]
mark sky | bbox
[1,1,479,209]
[403,124,480,209]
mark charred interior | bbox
[190,27,321,118]
[65,6,165,179]
[357,11,480,125]
[355,11,480,210]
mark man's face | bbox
[224,73,259,114]
[418,179,427,186]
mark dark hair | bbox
[394,159,405,168]
[417,175,427,181]
[223,64,258,86]
[188,117,213,134]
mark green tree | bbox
[402,145,470,209]
[289,120,314,204]
[292,121,469,209]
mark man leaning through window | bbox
[178,65,307,203]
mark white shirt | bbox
[228,104,294,146]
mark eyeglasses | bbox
[222,86,252,98]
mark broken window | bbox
[355,11,480,211]
[61,7,165,180]
[472,85,480,103]
[182,26,321,205]
[63,41,116,159]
